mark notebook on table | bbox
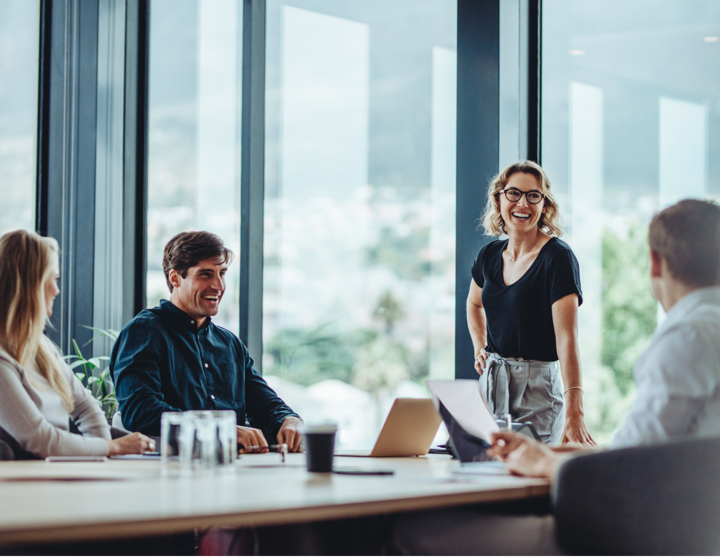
[335,398,442,457]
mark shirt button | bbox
[210,395,215,400]
[204,363,208,368]
[190,320,195,324]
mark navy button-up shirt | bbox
[110,300,298,437]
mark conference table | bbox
[0,453,550,550]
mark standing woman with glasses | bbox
[468,161,594,445]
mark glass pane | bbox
[264,0,457,449]
[93,0,127,356]
[0,0,39,233]
[542,0,720,443]
[146,0,242,334]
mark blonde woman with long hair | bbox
[0,230,154,458]
[468,161,594,445]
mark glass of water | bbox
[211,410,237,470]
[162,410,238,474]
[161,412,189,474]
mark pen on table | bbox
[239,443,288,462]
[239,443,288,452]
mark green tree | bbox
[263,323,355,386]
[350,335,409,396]
[601,225,657,396]
[372,290,405,335]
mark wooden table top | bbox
[0,453,549,547]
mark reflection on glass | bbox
[264,0,457,448]
[0,0,39,233]
[146,0,242,333]
[543,0,720,442]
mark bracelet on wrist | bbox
[563,386,584,395]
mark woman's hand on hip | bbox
[474,348,489,375]
[561,414,595,446]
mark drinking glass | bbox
[212,410,237,469]
[161,412,189,473]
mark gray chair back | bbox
[553,436,720,555]
[0,439,14,461]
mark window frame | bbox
[35,0,540,375]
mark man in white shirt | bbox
[393,199,720,555]
[611,286,720,447]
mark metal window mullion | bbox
[122,0,149,324]
[527,0,541,163]
[240,0,266,369]
[455,0,500,379]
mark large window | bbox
[0,0,39,233]
[543,0,720,442]
[146,0,243,334]
[263,0,457,448]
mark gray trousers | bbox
[481,353,565,443]
[393,507,565,555]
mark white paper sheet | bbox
[426,380,499,442]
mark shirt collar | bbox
[159,299,212,333]
[658,286,720,334]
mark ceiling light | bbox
[704,36,719,42]
[569,49,585,55]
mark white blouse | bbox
[0,344,111,457]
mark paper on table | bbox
[452,462,509,476]
[426,380,499,442]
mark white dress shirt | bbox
[611,287,720,448]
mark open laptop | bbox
[335,398,442,457]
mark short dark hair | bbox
[162,231,234,292]
[649,199,720,287]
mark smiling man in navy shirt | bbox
[111,231,302,452]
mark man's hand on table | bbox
[277,416,303,452]
[236,426,269,453]
[487,430,567,479]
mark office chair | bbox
[0,439,14,461]
[553,435,720,555]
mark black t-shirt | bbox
[471,238,583,362]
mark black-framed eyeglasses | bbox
[497,188,545,205]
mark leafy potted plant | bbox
[63,326,119,422]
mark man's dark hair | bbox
[162,231,234,292]
[649,199,720,287]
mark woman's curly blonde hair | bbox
[481,160,563,237]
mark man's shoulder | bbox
[637,314,720,390]
[122,308,164,331]
[686,297,720,327]
[115,308,173,349]
[660,302,720,343]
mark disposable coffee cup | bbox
[302,422,338,473]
